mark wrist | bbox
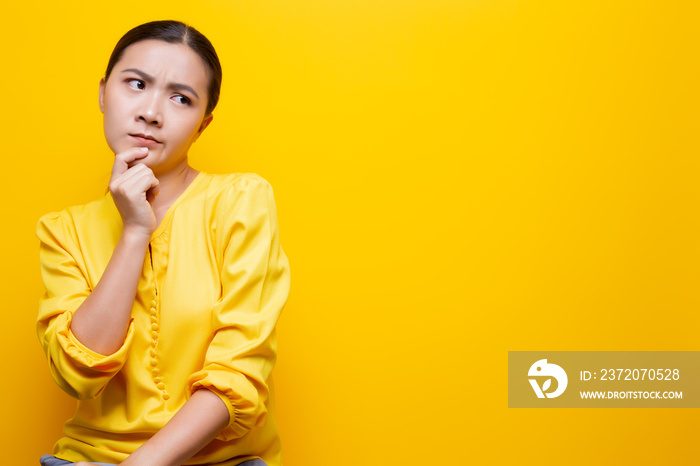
[120,226,153,245]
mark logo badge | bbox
[528,359,568,398]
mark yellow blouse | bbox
[36,172,290,466]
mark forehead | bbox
[115,40,209,90]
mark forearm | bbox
[121,389,230,466]
[71,228,151,354]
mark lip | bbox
[129,133,161,146]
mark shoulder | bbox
[202,172,274,195]
[201,172,277,210]
[200,173,280,236]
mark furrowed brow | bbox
[169,82,199,99]
[121,68,154,82]
[120,68,199,99]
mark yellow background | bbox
[2,0,699,464]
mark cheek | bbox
[102,98,126,129]
[101,98,132,152]
[102,109,122,143]
[171,115,205,144]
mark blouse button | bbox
[151,300,157,307]
[151,331,158,340]
[154,377,162,384]
[150,349,157,358]
[157,383,165,390]
[150,307,157,314]
[152,368,160,377]
[151,323,159,331]
[150,358,157,367]
[162,393,170,400]
[150,315,157,323]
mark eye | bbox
[173,95,191,105]
[126,79,146,90]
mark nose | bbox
[137,93,163,127]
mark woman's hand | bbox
[109,147,160,238]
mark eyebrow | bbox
[120,68,200,99]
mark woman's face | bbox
[99,39,213,175]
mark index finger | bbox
[111,147,149,178]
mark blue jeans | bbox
[39,455,267,466]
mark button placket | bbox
[148,244,169,402]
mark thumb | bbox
[146,178,160,204]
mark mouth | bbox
[129,133,161,146]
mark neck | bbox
[151,158,199,214]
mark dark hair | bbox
[104,20,222,116]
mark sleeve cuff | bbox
[200,386,237,433]
[189,377,249,441]
[56,311,135,369]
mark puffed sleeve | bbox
[187,175,290,441]
[36,212,135,400]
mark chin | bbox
[126,157,151,168]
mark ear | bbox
[99,78,106,113]
[195,114,214,141]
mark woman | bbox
[36,20,290,466]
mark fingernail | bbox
[139,147,148,152]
